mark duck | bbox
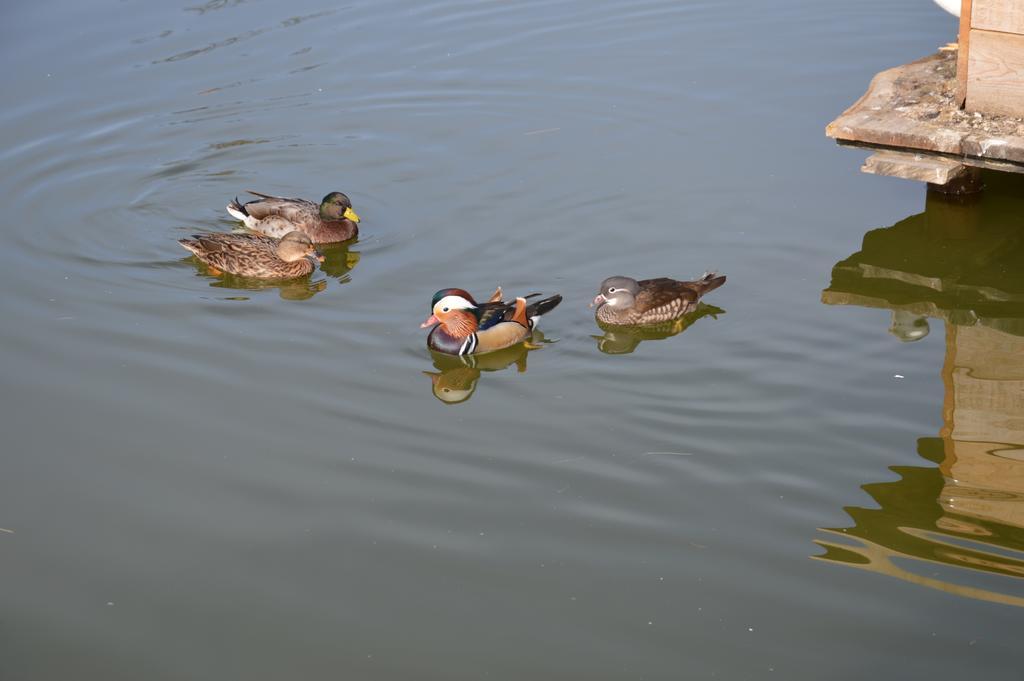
[226,190,360,243]
[178,230,323,279]
[421,287,562,356]
[592,272,726,326]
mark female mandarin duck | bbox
[227,190,360,243]
[421,287,562,356]
[592,272,726,326]
[178,230,323,279]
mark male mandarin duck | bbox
[592,272,726,326]
[226,190,360,243]
[421,287,562,356]
[178,230,323,279]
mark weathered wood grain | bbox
[972,0,1024,35]
[827,50,1024,173]
[956,0,973,107]
[967,28,1024,115]
[861,150,967,184]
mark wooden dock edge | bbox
[827,49,1024,185]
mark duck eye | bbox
[442,306,449,313]
[608,287,617,293]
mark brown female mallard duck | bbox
[592,272,726,326]
[420,287,562,356]
[178,230,323,280]
[226,190,361,243]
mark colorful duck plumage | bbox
[421,287,562,356]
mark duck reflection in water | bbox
[593,304,725,355]
[423,331,547,404]
[315,240,361,280]
[184,239,360,300]
[888,309,930,342]
[818,174,1024,606]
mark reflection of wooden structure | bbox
[940,324,1024,530]
[827,1,1024,188]
[822,177,1024,331]
[817,179,1024,605]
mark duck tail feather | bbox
[526,293,562,319]
[226,197,250,222]
[697,272,726,295]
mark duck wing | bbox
[476,294,560,331]
[637,277,679,289]
[243,191,320,224]
[639,273,726,300]
[476,301,517,330]
[193,233,277,256]
[632,284,699,319]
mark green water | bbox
[2,1,1022,679]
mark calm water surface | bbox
[3,1,1022,679]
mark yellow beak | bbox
[343,206,361,223]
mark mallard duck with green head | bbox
[227,190,361,243]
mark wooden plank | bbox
[972,0,1024,35]
[966,28,1024,115]
[826,53,967,155]
[826,50,1024,166]
[837,140,1024,175]
[861,150,967,184]
[956,0,973,107]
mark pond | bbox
[2,1,1022,679]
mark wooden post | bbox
[956,0,973,107]
[927,166,984,195]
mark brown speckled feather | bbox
[179,233,315,279]
[631,283,700,321]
